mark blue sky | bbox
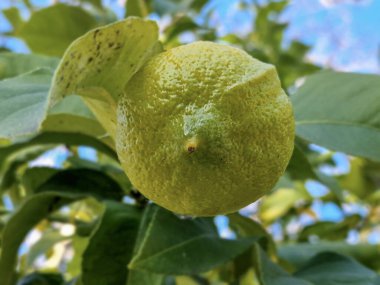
[285,0,380,72]
[202,0,380,73]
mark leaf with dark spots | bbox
[48,17,163,141]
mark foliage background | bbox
[0,0,380,285]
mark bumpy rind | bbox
[116,41,295,216]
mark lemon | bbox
[116,41,294,216]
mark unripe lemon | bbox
[116,41,294,216]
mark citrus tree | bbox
[0,1,380,285]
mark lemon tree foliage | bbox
[0,1,379,285]
[0,53,59,80]
[82,201,142,285]
[129,205,258,274]
[16,4,98,57]
[292,71,380,161]
[0,68,52,140]
[48,17,162,141]
[0,169,124,285]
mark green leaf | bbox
[48,17,162,139]
[232,250,259,285]
[273,174,294,190]
[0,68,51,141]
[2,7,24,33]
[174,276,202,285]
[292,71,380,162]
[298,215,361,242]
[191,0,208,11]
[286,142,316,180]
[228,213,276,257]
[0,169,124,285]
[41,114,105,138]
[338,157,379,199]
[0,52,59,80]
[17,272,64,285]
[67,236,90,279]
[254,1,288,56]
[294,252,376,285]
[0,145,48,195]
[46,95,95,118]
[277,53,319,88]
[66,156,133,194]
[82,201,142,285]
[17,4,97,56]
[253,245,312,285]
[36,169,124,199]
[164,16,199,42]
[278,242,380,271]
[127,204,164,285]
[288,41,310,58]
[126,0,150,17]
[374,276,380,285]
[129,205,257,275]
[127,272,164,285]
[0,132,117,169]
[259,187,310,223]
[41,95,106,138]
[67,277,83,285]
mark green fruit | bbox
[116,41,294,216]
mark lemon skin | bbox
[116,41,295,216]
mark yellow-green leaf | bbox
[48,17,162,140]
